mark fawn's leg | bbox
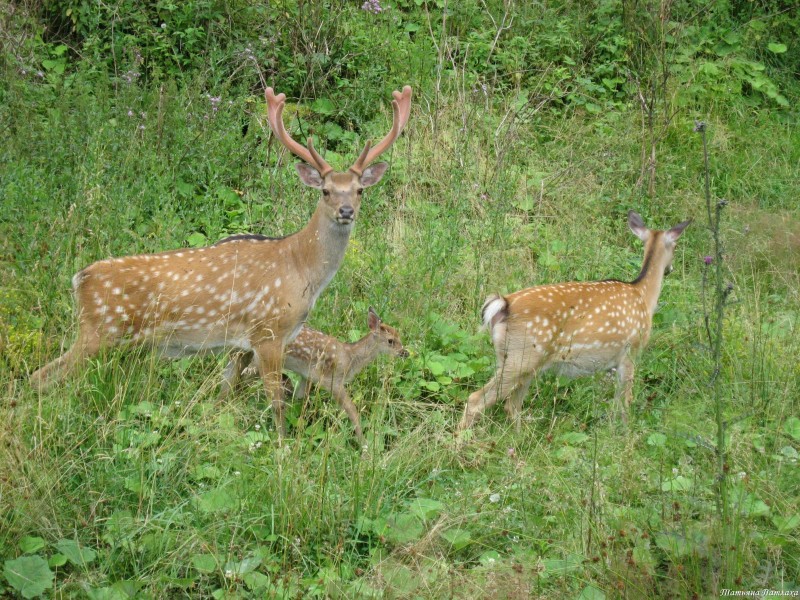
[330,384,363,444]
[218,351,253,401]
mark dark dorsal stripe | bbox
[631,232,660,285]
[214,233,287,245]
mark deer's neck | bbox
[294,206,353,299]
[342,335,380,379]
[631,234,667,316]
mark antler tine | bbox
[349,86,412,176]
[265,87,332,176]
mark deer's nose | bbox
[399,349,410,358]
[338,206,355,220]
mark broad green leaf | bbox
[772,514,800,533]
[311,98,335,115]
[768,42,787,54]
[382,562,417,595]
[423,380,440,392]
[3,555,54,599]
[578,585,606,600]
[19,537,46,554]
[558,432,589,445]
[197,487,237,513]
[783,417,800,441]
[243,571,271,591]
[383,512,424,545]
[478,550,501,565]
[426,361,445,376]
[225,556,261,575]
[408,497,445,520]
[55,539,97,566]
[191,554,218,573]
[48,554,67,567]
[541,554,583,578]
[661,475,692,492]
[647,433,667,447]
[738,494,770,517]
[187,232,207,247]
[440,528,471,551]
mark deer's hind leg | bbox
[503,373,535,432]
[30,330,102,390]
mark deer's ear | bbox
[666,219,692,244]
[368,307,381,330]
[360,162,389,187]
[628,211,649,242]
[295,163,324,188]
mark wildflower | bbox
[36,71,44,78]
[361,0,383,14]
[224,569,234,578]
[703,256,713,265]
[127,109,134,117]
[507,447,516,458]
[693,120,706,133]
[234,470,241,476]
[160,23,167,29]
[254,423,261,431]
[489,493,501,503]
[138,124,145,130]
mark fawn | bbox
[31,86,412,438]
[459,211,690,431]
[221,307,408,442]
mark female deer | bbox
[459,211,690,431]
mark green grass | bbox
[2,41,800,600]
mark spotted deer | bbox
[222,307,408,442]
[31,85,413,438]
[459,211,691,431]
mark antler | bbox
[265,87,333,177]
[349,86,412,176]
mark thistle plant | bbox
[696,120,734,585]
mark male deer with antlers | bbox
[459,211,690,431]
[31,85,412,438]
[222,307,408,443]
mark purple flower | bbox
[507,447,516,458]
[362,0,383,14]
[703,256,713,265]
[127,109,134,117]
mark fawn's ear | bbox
[295,163,324,188]
[628,211,650,242]
[368,307,381,331]
[665,219,692,245]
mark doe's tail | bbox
[480,294,508,331]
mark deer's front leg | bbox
[218,351,253,402]
[330,384,364,443]
[254,342,286,438]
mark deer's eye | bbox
[388,339,395,346]
[357,188,364,195]
[322,189,330,196]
